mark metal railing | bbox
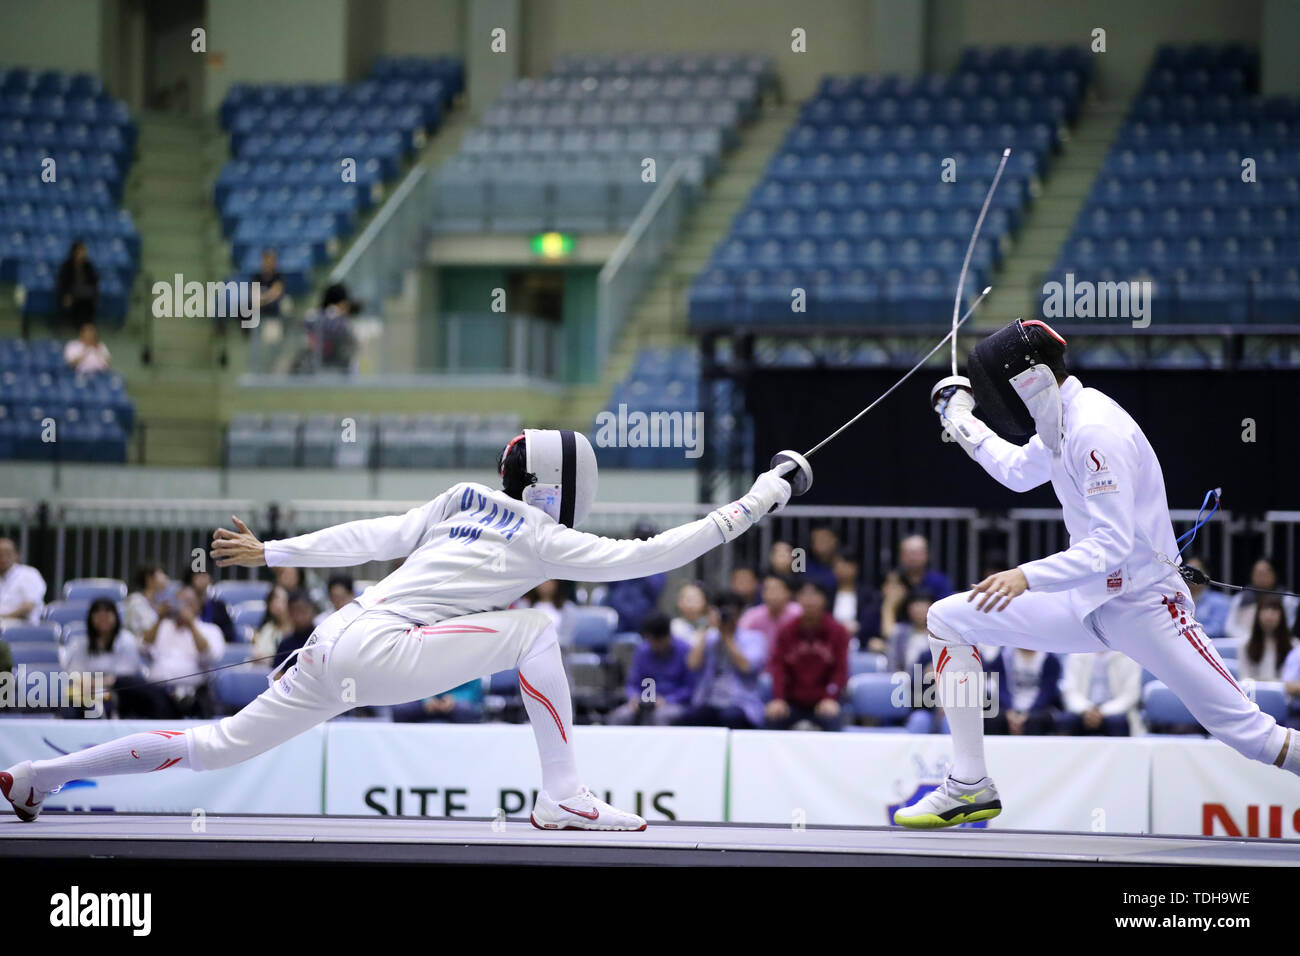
[330,163,432,312]
[7,497,1296,598]
[596,160,691,370]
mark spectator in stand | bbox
[830,550,876,640]
[138,585,224,718]
[252,584,292,662]
[1225,558,1299,644]
[1282,643,1300,729]
[1239,594,1296,682]
[885,588,936,676]
[669,581,711,644]
[1185,556,1231,640]
[64,321,111,374]
[300,283,359,373]
[392,679,484,723]
[678,591,768,729]
[524,579,577,646]
[185,568,236,647]
[273,565,305,593]
[0,553,43,624]
[766,580,849,732]
[987,648,1062,736]
[252,247,285,319]
[0,537,46,624]
[602,521,668,633]
[1058,650,1142,736]
[802,525,840,595]
[56,238,98,326]
[730,566,760,607]
[124,562,168,636]
[737,571,800,654]
[64,598,145,718]
[766,540,794,576]
[607,613,695,725]
[315,574,355,626]
[273,590,317,672]
[897,534,953,599]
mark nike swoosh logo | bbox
[25,788,38,808]
[559,804,599,820]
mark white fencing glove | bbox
[931,375,994,460]
[708,467,793,542]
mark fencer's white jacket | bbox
[262,483,727,625]
[970,375,1183,619]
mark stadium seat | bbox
[63,577,127,602]
[848,671,911,726]
[214,670,271,711]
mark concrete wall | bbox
[379,0,464,57]
[0,0,107,74]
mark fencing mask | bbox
[968,319,1068,453]
[500,429,598,527]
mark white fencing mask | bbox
[515,428,598,527]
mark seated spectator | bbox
[273,590,318,672]
[669,581,711,644]
[1058,650,1141,736]
[872,569,909,655]
[1239,594,1296,682]
[765,540,794,576]
[64,321,111,373]
[524,579,577,645]
[607,613,695,725]
[315,574,355,626]
[678,591,768,729]
[252,583,292,661]
[602,523,667,633]
[802,524,839,595]
[897,534,953,599]
[273,565,305,593]
[1225,558,1299,644]
[737,571,800,654]
[987,648,1062,736]
[392,679,484,723]
[766,580,849,732]
[64,598,147,718]
[139,585,224,717]
[252,247,285,319]
[185,568,236,647]
[0,537,46,624]
[1282,642,1300,729]
[830,550,876,640]
[1185,556,1231,640]
[730,566,760,607]
[885,588,935,675]
[56,238,98,326]
[124,563,168,635]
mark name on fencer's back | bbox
[446,487,525,545]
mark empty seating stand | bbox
[0,338,133,462]
[0,68,140,323]
[1049,45,1300,327]
[431,52,771,235]
[690,46,1091,330]
[224,412,521,469]
[216,56,461,294]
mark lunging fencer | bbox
[894,318,1300,828]
[2,429,797,830]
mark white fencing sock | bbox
[518,625,581,800]
[30,730,192,792]
[929,633,989,783]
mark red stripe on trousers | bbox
[1182,627,1244,697]
[150,757,181,772]
[518,672,567,743]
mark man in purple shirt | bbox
[607,614,695,725]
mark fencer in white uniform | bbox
[2,429,794,830]
[895,319,1300,828]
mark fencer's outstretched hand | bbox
[212,515,267,568]
[708,467,793,543]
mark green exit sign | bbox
[531,232,576,259]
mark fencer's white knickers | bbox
[927,575,1289,766]
[189,603,557,771]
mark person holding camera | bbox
[608,613,695,726]
[138,585,225,718]
[677,591,768,729]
